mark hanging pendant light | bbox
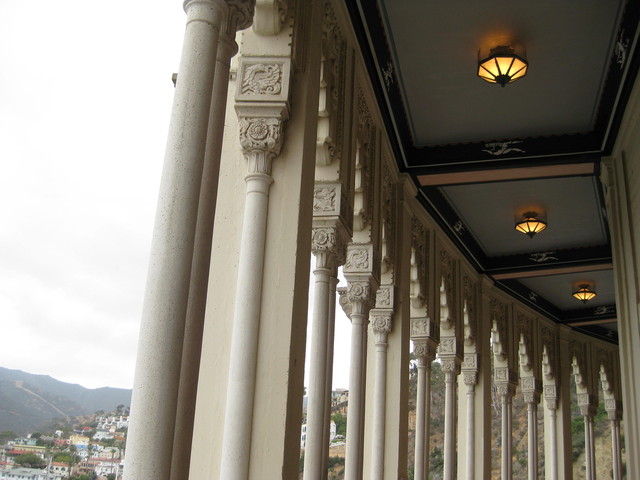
[572,283,597,303]
[515,212,547,238]
[478,45,528,87]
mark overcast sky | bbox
[0,1,352,391]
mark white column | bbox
[412,339,436,480]
[441,358,461,480]
[462,361,478,480]
[578,395,597,480]
[496,378,516,480]
[124,2,229,478]
[344,282,374,480]
[585,415,595,480]
[609,413,622,480]
[170,16,242,480]
[304,232,341,480]
[526,399,538,480]
[219,104,289,479]
[545,396,558,480]
[370,308,392,480]
[321,273,340,471]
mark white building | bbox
[122,1,640,479]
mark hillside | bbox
[0,367,131,435]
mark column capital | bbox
[412,338,437,364]
[461,353,478,386]
[311,225,347,268]
[440,356,461,376]
[410,316,439,343]
[577,392,598,418]
[520,375,542,404]
[605,398,623,421]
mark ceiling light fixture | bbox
[572,283,597,303]
[515,212,547,238]
[478,45,528,87]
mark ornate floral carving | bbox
[242,63,282,95]
[440,358,461,375]
[311,227,337,252]
[520,376,537,392]
[347,281,372,304]
[495,367,509,382]
[371,314,392,334]
[238,116,283,173]
[463,371,477,386]
[412,340,436,362]
[376,287,392,307]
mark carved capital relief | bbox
[495,367,518,386]
[605,399,622,420]
[496,383,517,398]
[235,57,291,174]
[413,339,437,363]
[253,0,287,36]
[370,313,392,334]
[440,356,461,375]
[346,280,374,316]
[544,384,558,411]
[227,0,256,31]
[523,391,540,405]
[463,371,477,386]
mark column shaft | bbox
[219,172,273,480]
[465,385,475,480]
[611,419,622,480]
[321,274,339,471]
[125,2,226,478]
[345,311,368,480]
[443,371,458,480]
[170,30,237,480]
[526,402,538,480]
[584,415,595,480]
[548,408,558,480]
[304,256,335,480]
[414,361,431,479]
[371,333,388,479]
[500,392,513,480]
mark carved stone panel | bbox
[344,244,373,273]
[236,57,291,102]
[313,183,342,217]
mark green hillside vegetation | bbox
[0,367,132,435]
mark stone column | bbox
[578,394,597,480]
[369,287,393,480]
[495,368,517,480]
[440,354,461,480]
[521,379,541,480]
[170,6,251,478]
[606,401,623,480]
[543,386,559,480]
[124,2,235,478]
[219,57,291,479]
[322,273,340,471]
[461,354,478,480]
[304,227,344,480]
[412,338,437,480]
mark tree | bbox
[107,475,116,480]
[331,413,347,437]
[15,453,46,469]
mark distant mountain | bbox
[0,367,132,436]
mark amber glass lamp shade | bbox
[515,213,547,238]
[572,284,597,303]
[478,45,528,87]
